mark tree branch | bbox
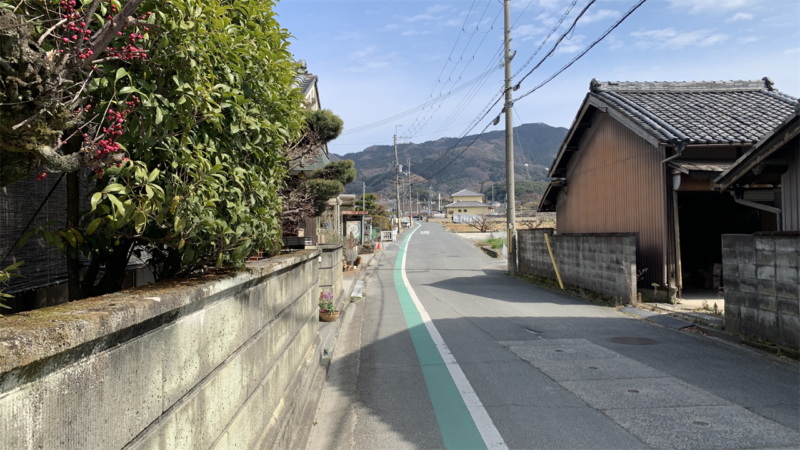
[33,144,84,172]
[83,0,146,67]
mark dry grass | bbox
[440,218,556,233]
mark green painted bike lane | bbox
[391,225,490,450]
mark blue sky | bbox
[275,0,800,156]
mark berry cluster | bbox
[35,172,47,181]
[57,0,93,57]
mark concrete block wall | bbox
[0,249,321,450]
[318,243,344,307]
[723,234,800,350]
[518,229,637,302]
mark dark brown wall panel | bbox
[556,112,666,286]
[783,146,800,231]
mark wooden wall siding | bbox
[556,112,666,286]
[783,146,800,231]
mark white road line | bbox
[401,226,508,450]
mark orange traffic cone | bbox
[377,242,381,250]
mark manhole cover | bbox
[607,337,659,345]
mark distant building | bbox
[444,189,490,220]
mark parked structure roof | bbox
[547,77,799,180]
[444,201,488,208]
[715,103,800,191]
[451,189,484,197]
[590,78,797,145]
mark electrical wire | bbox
[510,0,579,81]
[341,65,500,135]
[420,0,649,183]
[511,0,596,89]
[411,0,541,140]
[515,0,648,101]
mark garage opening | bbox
[676,191,773,298]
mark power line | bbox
[416,0,580,151]
[410,0,541,140]
[365,161,396,189]
[409,3,503,137]
[341,65,500,135]
[510,0,579,81]
[406,0,480,133]
[511,0,596,89]
[421,0,649,183]
[515,0,648,101]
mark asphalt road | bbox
[307,222,800,450]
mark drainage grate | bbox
[607,337,659,346]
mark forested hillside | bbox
[338,122,567,196]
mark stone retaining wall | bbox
[0,249,321,449]
[518,229,637,302]
[722,233,799,350]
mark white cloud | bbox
[349,60,390,73]
[536,13,557,26]
[401,30,434,36]
[349,46,376,61]
[726,12,754,22]
[347,49,399,73]
[444,18,462,27]
[512,24,546,42]
[556,35,586,54]
[336,32,360,41]
[785,47,800,55]
[737,35,759,43]
[427,4,450,14]
[607,35,624,50]
[581,9,620,24]
[404,13,435,22]
[630,28,729,49]
[667,0,753,14]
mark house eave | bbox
[714,112,800,191]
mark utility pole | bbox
[362,182,366,212]
[394,126,402,231]
[408,157,413,227]
[438,193,441,211]
[504,0,517,275]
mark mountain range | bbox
[333,122,568,198]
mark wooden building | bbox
[539,78,798,293]
[715,103,800,231]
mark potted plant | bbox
[319,291,339,322]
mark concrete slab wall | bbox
[318,243,344,304]
[0,249,321,449]
[723,234,800,350]
[518,229,637,302]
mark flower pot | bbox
[319,310,340,322]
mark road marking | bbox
[394,225,508,450]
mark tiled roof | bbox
[295,73,317,96]
[715,104,800,190]
[444,201,489,208]
[451,189,484,197]
[590,78,798,145]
